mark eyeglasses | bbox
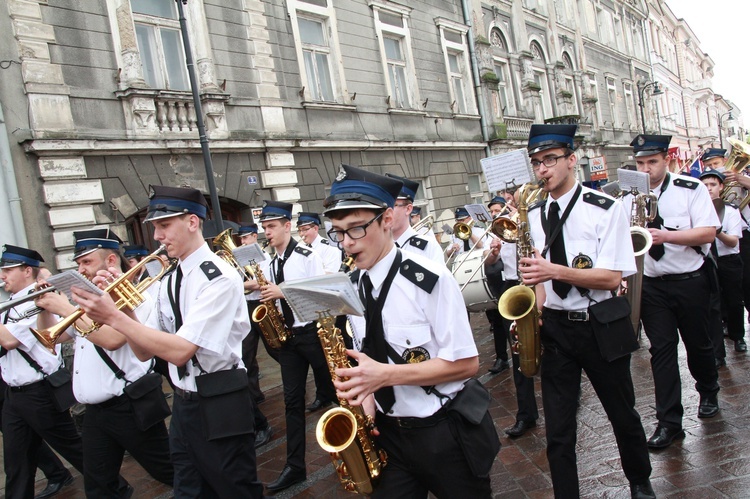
[394,202,410,208]
[530,154,571,169]
[327,212,384,243]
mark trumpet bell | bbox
[630,226,652,257]
[453,220,474,241]
[492,217,517,243]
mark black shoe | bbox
[716,357,726,368]
[698,393,719,418]
[736,339,747,352]
[306,398,333,412]
[255,425,273,448]
[504,420,536,438]
[122,484,134,499]
[35,473,74,499]
[266,465,306,492]
[630,480,656,499]
[647,425,685,449]
[488,358,511,374]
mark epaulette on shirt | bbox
[399,259,438,293]
[582,192,614,210]
[320,238,330,246]
[408,237,428,250]
[294,246,312,257]
[200,261,222,281]
[673,177,699,190]
[528,200,545,211]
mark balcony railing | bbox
[504,116,534,139]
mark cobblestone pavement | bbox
[4,313,750,498]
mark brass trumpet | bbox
[30,245,171,353]
[213,228,256,292]
[451,215,518,277]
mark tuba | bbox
[30,245,172,354]
[720,138,750,210]
[497,180,546,377]
[625,189,657,335]
[250,262,289,349]
[315,313,386,495]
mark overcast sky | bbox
[667,1,749,123]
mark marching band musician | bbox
[445,207,487,258]
[484,196,512,375]
[36,228,173,497]
[70,186,264,498]
[410,205,422,226]
[625,135,721,451]
[236,224,275,449]
[699,170,746,355]
[718,156,750,354]
[0,245,85,499]
[384,173,444,264]
[246,200,333,492]
[521,125,654,498]
[325,164,492,498]
[297,212,343,274]
[483,196,539,438]
[701,148,728,171]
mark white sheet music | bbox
[465,203,493,224]
[480,148,532,192]
[46,270,103,304]
[144,259,165,279]
[232,243,267,266]
[618,169,650,195]
[280,273,364,322]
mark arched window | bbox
[490,27,514,117]
[530,41,552,119]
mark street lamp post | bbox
[718,110,733,148]
[637,81,663,134]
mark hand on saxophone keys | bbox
[518,248,557,286]
[259,281,284,302]
[333,349,388,407]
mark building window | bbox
[468,174,484,204]
[623,82,636,129]
[493,61,509,116]
[131,0,189,90]
[606,77,618,127]
[437,18,475,115]
[371,2,419,110]
[298,17,334,101]
[287,0,347,103]
[530,41,551,120]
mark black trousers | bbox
[641,273,720,429]
[485,308,509,361]
[372,413,491,499]
[540,310,651,498]
[277,324,337,471]
[244,301,269,431]
[170,395,263,498]
[3,382,84,499]
[739,232,750,319]
[82,395,173,497]
[0,377,70,483]
[718,254,745,341]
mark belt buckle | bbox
[567,310,589,321]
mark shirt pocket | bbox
[566,239,597,267]
[663,216,691,231]
[385,323,432,349]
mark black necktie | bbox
[172,267,188,379]
[361,273,396,413]
[647,208,665,261]
[275,256,296,330]
[548,202,572,298]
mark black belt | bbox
[290,323,316,337]
[542,307,589,322]
[378,408,448,429]
[8,379,45,392]
[646,270,701,281]
[173,387,199,401]
[92,393,127,408]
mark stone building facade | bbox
[1,0,486,269]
